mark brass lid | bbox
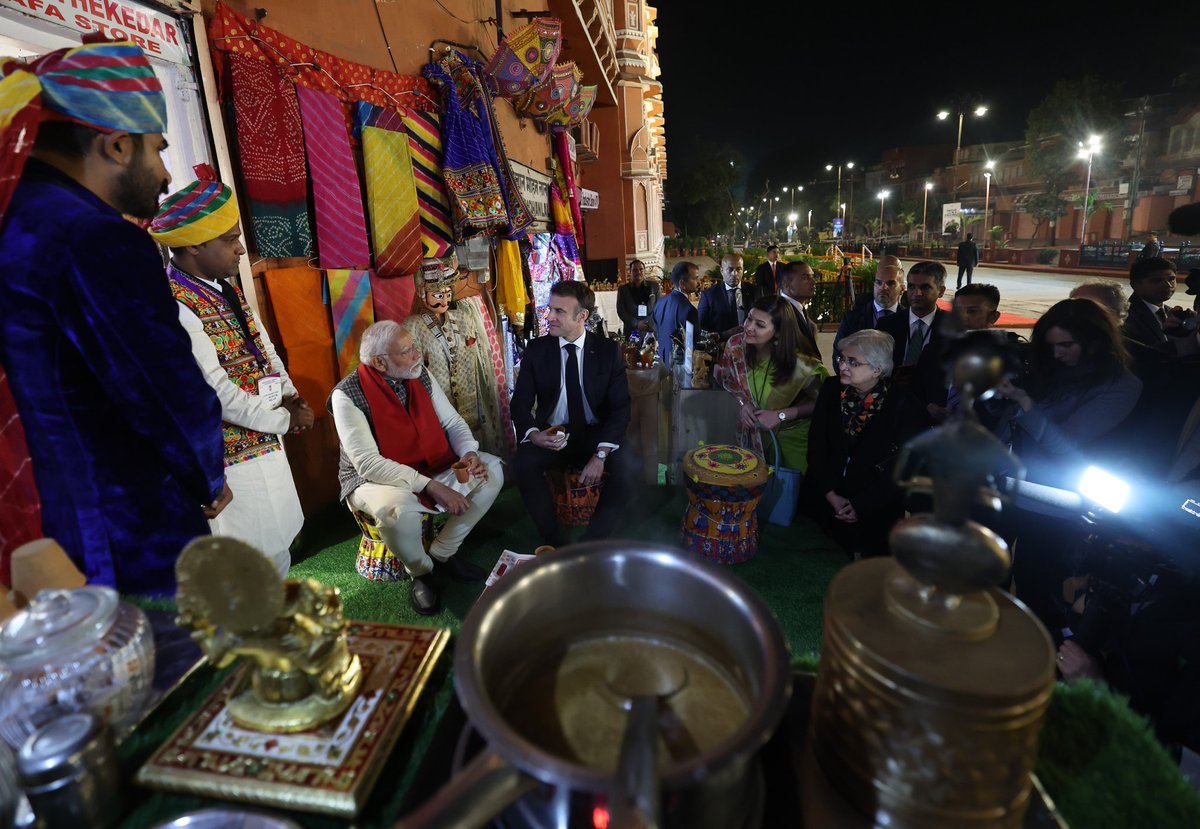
[825,559,1055,707]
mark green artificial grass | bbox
[286,481,849,660]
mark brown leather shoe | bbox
[409,574,439,615]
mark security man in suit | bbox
[698,253,759,340]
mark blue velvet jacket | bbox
[0,160,225,595]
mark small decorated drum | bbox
[547,469,606,527]
[681,444,769,564]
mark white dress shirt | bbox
[909,309,937,345]
[781,292,809,326]
[1143,298,1166,328]
[331,372,479,494]
[522,331,618,451]
[176,274,294,436]
[874,300,899,317]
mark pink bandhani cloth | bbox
[296,85,371,269]
[553,131,585,249]
[326,269,375,375]
[465,295,516,458]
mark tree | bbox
[895,210,917,237]
[1025,77,1123,244]
[1017,193,1069,248]
[665,144,744,238]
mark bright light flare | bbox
[1080,466,1130,514]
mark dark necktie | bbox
[878,307,895,320]
[217,278,256,346]
[564,344,586,434]
[905,319,927,366]
[1156,307,1167,327]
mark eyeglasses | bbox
[379,344,420,360]
[834,355,869,369]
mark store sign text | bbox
[2,0,188,64]
[509,162,551,226]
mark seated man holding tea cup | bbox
[329,321,502,614]
[512,280,634,546]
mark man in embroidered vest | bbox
[0,40,228,595]
[149,168,310,576]
[330,321,502,615]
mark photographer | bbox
[991,299,1142,626]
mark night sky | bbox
[655,1,1192,199]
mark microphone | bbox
[1168,202,1200,236]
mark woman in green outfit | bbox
[719,295,829,470]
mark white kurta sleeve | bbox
[427,372,479,458]
[255,316,298,398]
[177,304,292,435]
[330,388,431,493]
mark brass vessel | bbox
[806,336,1057,828]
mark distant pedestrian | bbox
[1139,233,1162,259]
[956,233,980,289]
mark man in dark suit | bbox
[779,261,821,359]
[698,253,757,339]
[1123,257,1192,355]
[834,256,905,350]
[652,261,699,362]
[956,232,980,289]
[511,280,634,545]
[876,260,952,422]
[615,258,655,339]
[753,245,782,294]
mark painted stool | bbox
[681,444,769,564]
[546,468,606,527]
[351,509,447,582]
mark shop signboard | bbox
[580,188,599,211]
[509,161,552,228]
[942,202,962,235]
[832,217,843,238]
[0,0,190,65]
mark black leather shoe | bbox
[437,555,487,583]
[409,575,439,615]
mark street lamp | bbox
[825,162,854,226]
[878,190,889,246]
[937,103,988,188]
[983,160,995,246]
[807,208,812,234]
[922,181,933,243]
[1077,135,1101,246]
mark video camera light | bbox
[1079,466,1130,514]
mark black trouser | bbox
[956,264,974,289]
[514,430,636,545]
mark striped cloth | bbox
[327,269,375,375]
[368,273,415,325]
[296,85,371,269]
[227,54,312,259]
[401,109,454,258]
[355,102,423,279]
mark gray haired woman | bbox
[803,330,926,557]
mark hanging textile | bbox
[550,175,576,238]
[484,17,562,98]
[494,238,528,328]
[459,295,516,459]
[227,53,312,258]
[0,369,41,580]
[423,50,533,242]
[401,110,455,258]
[552,131,585,250]
[296,86,371,269]
[327,269,375,375]
[261,267,338,409]
[355,102,423,279]
[369,274,415,325]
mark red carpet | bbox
[938,299,1037,328]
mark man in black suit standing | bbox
[876,260,952,422]
[698,253,757,339]
[1123,257,1195,355]
[956,232,980,289]
[753,245,783,294]
[778,261,821,359]
[615,258,655,338]
[511,280,633,545]
[834,256,905,350]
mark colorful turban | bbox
[0,39,167,224]
[149,165,240,248]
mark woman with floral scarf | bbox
[803,329,925,557]
[719,296,828,471]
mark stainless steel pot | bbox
[397,541,792,829]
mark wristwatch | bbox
[595,449,609,461]
[777,410,788,422]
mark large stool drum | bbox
[351,510,447,582]
[680,443,769,564]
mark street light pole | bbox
[982,160,995,247]
[878,190,889,248]
[1077,136,1101,247]
[922,181,932,244]
[938,104,987,191]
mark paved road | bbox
[910,261,1124,321]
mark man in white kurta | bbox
[150,170,308,575]
[330,321,502,615]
